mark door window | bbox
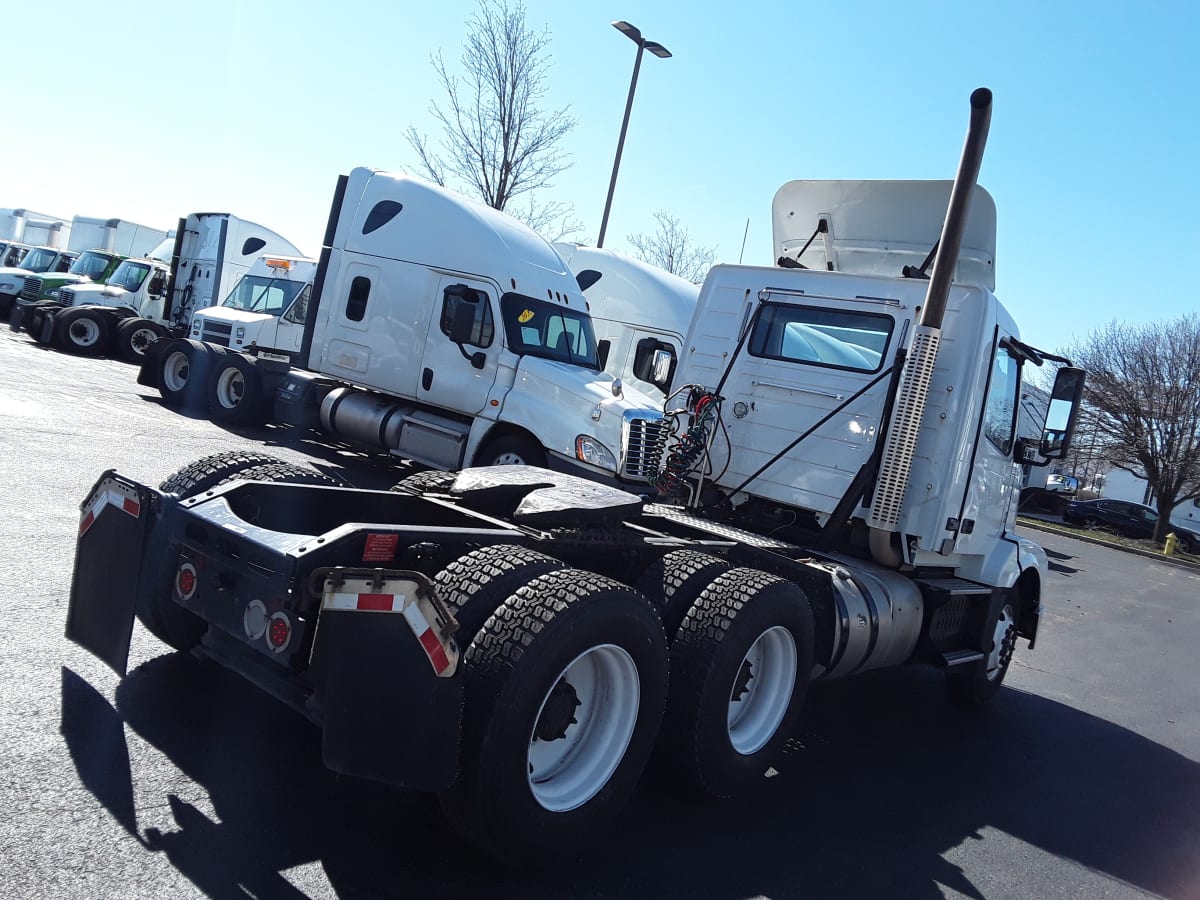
[983,345,1020,455]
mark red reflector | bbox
[177,569,196,597]
[79,511,95,536]
[418,628,451,674]
[356,593,394,611]
[268,615,290,649]
[122,497,141,517]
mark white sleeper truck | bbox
[64,89,1084,866]
[143,170,663,484]
[16,213,304,361]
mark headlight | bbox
[575,435,616,470]
[235,326,246,339]
[191,322,201,335]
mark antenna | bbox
[738,217,749,264]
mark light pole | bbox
[597,20,670,248]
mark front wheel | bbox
[947,601,1018,705]
[475,433,547,468]
[440,568,668,866]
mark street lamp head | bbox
[612,20,642,43]
[644,40,671,59]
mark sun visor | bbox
[771,180,996,291]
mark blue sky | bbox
[5,0,1196,354]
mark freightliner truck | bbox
[64,90,1085,866]
[140,169,665,483]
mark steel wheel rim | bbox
[492,450,528,465]
[727,625,798,755]
[129,327,158,356]
[162,351,190,392]
[215,367,245,409]
[527,643,640,813]
[69,317,101,347]
[986,605,1017,681]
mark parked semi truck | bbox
[0,245,78,318]
[13,214,303,360]
[17,216,171,305]
[65,90,1085,865]
[143,170,663,483]
[554,242,698,402]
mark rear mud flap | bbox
[313,607,463,792]
[65,473,155,675]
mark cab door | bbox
[416,275,501,415]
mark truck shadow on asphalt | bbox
[62,655,1200,899]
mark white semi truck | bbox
[14,214,303,361]
[0,245,79,318]
[65,89,1084,866]
[145,170,663,484]
[554,242,698,402]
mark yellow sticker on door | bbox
[518,309,534,323]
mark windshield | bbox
[499,293,600,369]
[69,251,115,279]
[107,261,152,292]
[19,248,58,272]
[2,245,27,267]
[220,275,307,316]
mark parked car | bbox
[1062,498,1200,552]
[1046,474,1079,494]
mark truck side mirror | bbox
[597,339,611,371]
[447,294,479,344]
[1039,366,1086,460]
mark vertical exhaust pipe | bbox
[867,88,993,567]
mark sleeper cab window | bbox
[346,276,371,322]
[749,303,891,372]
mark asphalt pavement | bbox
[2,329,1198,899]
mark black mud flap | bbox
[313,603,463,792]
[65,472,156,675]
[136,339,167,389]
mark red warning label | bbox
[362,533,399,562]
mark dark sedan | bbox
[1062,498,1200,552]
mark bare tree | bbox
[626,212,717,284]
[405,0,581,238]
[1065,314,1200,541]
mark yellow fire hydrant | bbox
[1164,532,1179,557]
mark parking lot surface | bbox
[2,330,1198,899]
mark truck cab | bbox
[187,256,316,359]
[0,246,78,316]
[0,241,32,269]
[296,169,662,481]
[671,180,1080,588]
[19,248,125,305]
[553,243,698,403]
[57,257,171,317]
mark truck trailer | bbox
[65,89,1085,866]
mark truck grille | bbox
[21,276,42,300]
[623,416,666,479]
[200,320,232,347]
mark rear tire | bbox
[158,339,213,410]
[636,550,731,639]
[55,308,111,356]
[159,450,290,496]
[114,317,165,364]
[440,569,668,867]
[434,544,566,645]
[389,469,458,495]
[212,462,339,525]
[207,352,268,425]
[658,568,814,798]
